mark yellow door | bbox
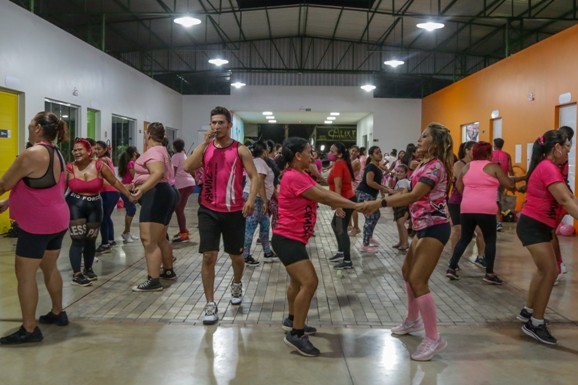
[0,90,19,234]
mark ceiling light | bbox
[231,82,246,88]
[262,111,273,115]
[330,112,340,116]
[416,21,444,32]
[208,58,229,66]
[361,84,376,92]
[269,120,277,123]
[324,120,333,124]
[174,16,202,27]
[384,59,405,68]
[326,117,336,120]
[266,116,276,120]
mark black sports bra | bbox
[23,144,65,189]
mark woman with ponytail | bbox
[515,130,578,345]
[118,146,139,242]
[366,123,454,361]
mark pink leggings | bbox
[175,186,194,233]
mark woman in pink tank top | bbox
[446,142,518,285]
[0,112,70,344]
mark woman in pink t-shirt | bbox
[118,146,139,243]
[516,130,578,346]
[366,123,454,362]
[171,138,196,243]
[271,137,369,357]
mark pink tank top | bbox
[492,149,509,174]
[100,157,118,192]
[200,140,244,212]
[460,160,499,215]
[66,161,105,195]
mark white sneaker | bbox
[411,336,448,361]
[122,233,134,243]
[391,319,424,335]
[230,282,243,305]
[130,234,140,241]
[203,302,218,325]
[560,262,568,274]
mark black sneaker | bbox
[39,311,69,326]
[281,318,317,335]
[496,222,503,232]
[263,251,278,263]
[72,273,92,287]
[329,253,344,262]
[483,274,503,285]
[109,241,117,247]
[446,268,460,280]
[83,268,98,281]
[517,308,532,322]
[473,256,487,269]
[284,333,320,357]
[244,255,260,266]
[334,261,353,270]
[95,244,111,254]
[522,320,557,345]
[132,276,163,292]
[0,326,43,345]
[160,268,177,280]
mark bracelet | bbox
[381,198,388,207]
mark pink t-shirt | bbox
[121,160,135,184]
[492,149,510,174]
[273,168,317,244]
[171,152,195,190]
[409,159,449,231]
[522,159,565,228]
[133,146,171,186]
[100,157,118,192]
[460,160,499,215]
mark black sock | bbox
[288,314,294,321]
[291,328,305,337]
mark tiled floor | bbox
[1,196,578,384]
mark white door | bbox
[559,104,577,225]
[492,118,502,140]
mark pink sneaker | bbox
[411,336,448,361]
[361,245,377,253]
[369,238,380,246]
[391,319,424,335]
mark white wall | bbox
[0,0,182,150]
[357,114,373,149]
[182,87,421,151]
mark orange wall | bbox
[422,23,578,168]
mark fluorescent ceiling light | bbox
[174,16,202,27]
[416,21,444,31]
[269,120,277,123]
[326,117,336,120]
[324,120,333,124]
[262,111,273,115]
[384,59,405,68]
[208,58,229,66]
[266,116,276,120]
[330,112,340,116]
[231,82,246,88]
[62,115,69,118]
[361,84,376,92]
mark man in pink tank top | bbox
[185,106,260,325]
[492,138,514,231]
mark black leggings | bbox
[66,193,103,274]
[331,197,356,262]
[448,213,496,273]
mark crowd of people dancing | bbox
[0,107,576,362]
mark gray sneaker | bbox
[284,333,320,357]
[281,317,317,335]
[230,282,243,305]
[203,302,219,325]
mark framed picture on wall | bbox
[461,122,480,143]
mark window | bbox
[44,99,80,163]
[111,115,136,166]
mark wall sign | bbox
[0,129,11,138]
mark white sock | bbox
[524,306,533,313]
[531,316,544,327]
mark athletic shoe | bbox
[411,336,448,361]
[496,222,503,232]
[446,268,460,280]
[130,234,140,241]
[334,261,353,270]
[160,268,177,280]
[39,311,69,326]
[329,252,344,261]
[361,245,377,253]
[522,320,557,345]
[369,238,380,246]
[72,274,92,287]
[263,251,278,263]
[122,232,135,243]
[554,274,563,286]
[172,232,190,243]
[203,302,219,325]
[391,319,424,335]
[83,268,98,281]
[132,276,163,292]
[109,241,117,247]
[244,255,260,266]
[230,282,243,305]
[284,333,320,357]
[281,318,317,335]
[560,262,568,274]
[516,308,550,324]
[472,256,487,269]
[483,274,503,285]
[95,244,111,254]
[347,228,361,236]
[0,326,43,345]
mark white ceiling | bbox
[235,111,370,125]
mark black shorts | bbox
[516,214,554,246]
[447,203,461,225]
[271,234,309,267]
[16,229,67,259]
[416,223,451,245]
[393,206,409,221]
[139,182,177,225]
[198,205,245,255]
